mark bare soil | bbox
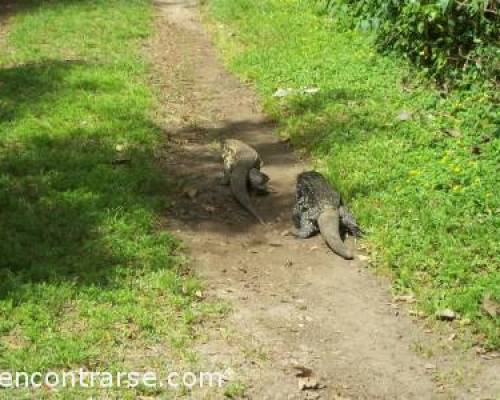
[151,1,500,399]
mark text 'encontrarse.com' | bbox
[0,370,225,390]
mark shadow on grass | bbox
[0,0,99,18]
[0,60,177,301]
[278,88,358,116]
[268,88,394,204]
[271,89,384,152]
[0,60,89,123]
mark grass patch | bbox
[224,381,247,399]
[207,0,499,348]
[0,0,213,397]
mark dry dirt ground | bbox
[151,1,500,399]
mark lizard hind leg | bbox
[296,214,318,239]
[293,201,318,238]
[248,168,270,195]
[220,169,231,185]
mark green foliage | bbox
[224,381,248,398]
[314,0,499,81]
[209,0,499,348]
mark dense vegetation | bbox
[316,0,499,82]
[208,0,499,348]
[0,0,210,397]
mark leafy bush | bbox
[315,0,499,81]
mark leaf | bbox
[439,0,451,12]
[482,294,500,318]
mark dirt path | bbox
[151,1,499,399]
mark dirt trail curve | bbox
[151,1,499,399]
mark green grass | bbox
[224,381,247,399]
[0,0,213,397]
[207,0,499,348]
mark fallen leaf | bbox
[436,385,446,393]
[393,295,416,303]
[471,145,481,155]
[273,88,295,98]
[480,351,500,360]
[222,367,236,382]
[397,111,413,121]
[298,376,323,391]
[475,346,487,355]
[303,87,320,94]
[443,127,461,138]
[435,308,457,321]
[293,365,313,378]
[184,188,198,199]
[482,294,500,318]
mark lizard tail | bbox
[230,164,265,225]
[318,209,354,260]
